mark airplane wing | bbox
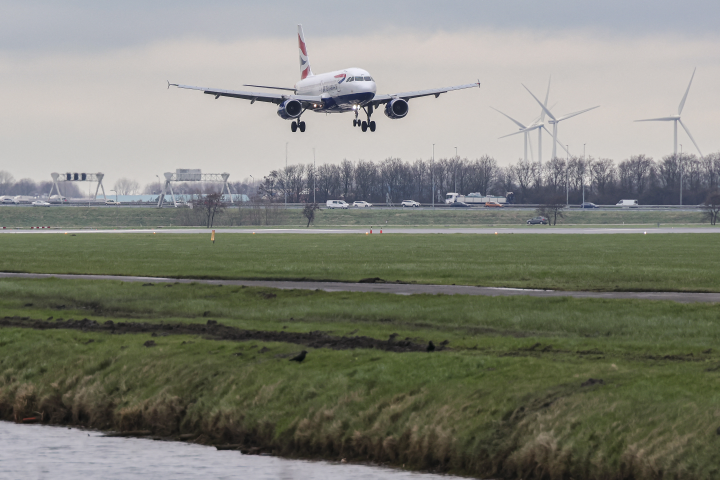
[169,83,323,107]
[371,82,480,108]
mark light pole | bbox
[582,144,586,205]
[249,175,254,198]
[454,146,458,193]
[285,142,288,207]
[432,144,435,208]
[679,144,683,206]
[566,145,569,206]
[313,147,316,205]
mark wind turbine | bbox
[522,83,599,160]
[496,77,552,164]
[635,68,702,156]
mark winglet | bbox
[167,81,179,89]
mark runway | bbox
[2,272,718,303]
[1,227,718,235]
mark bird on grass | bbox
[427,341,435,352]
[289,351,307,363]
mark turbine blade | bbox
[490,107,527,129]
[523,84,556,121]
[540,76,551,121]
[498,130,528,139]
[634,117,677,122]
[678,68,696,115]
[532,102,558,124]
[557,106,600,122]
[678,119,703,156]
[542,125,569,154]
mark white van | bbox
[616,199,638,207]
[326,200,348,209]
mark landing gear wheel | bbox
[361,121,368,132]
[369,121,376,132]
[299,121,306,133]
[291,121,297,133]
[353,119,357,127]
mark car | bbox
[1,197,18,204]
[401,200,420,208]
[449,201,470,208]
[326,200,349,209]
[616,199,638,207]
[485,202,502,208]
[352,201,372,208]
[581,202,598,209]
[31,200,51,207]
[527,216,549,225]
[105,199,120,205]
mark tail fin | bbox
[298,25,313,80]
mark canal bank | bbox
[2,277,720,479]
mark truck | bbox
[445,192,513,205]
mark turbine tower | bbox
[635,68,702,156]
[522,83,599,160]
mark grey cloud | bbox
[3,0,720,53]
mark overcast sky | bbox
[2,1,719,188]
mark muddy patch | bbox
[0,316,435,353]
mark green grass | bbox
[1,233,720,292]
[0,205,707,228]
[2,278,720,479]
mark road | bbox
[1,272,718,303]
[1,227,718,234]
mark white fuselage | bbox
[295,68,377,113]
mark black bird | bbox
[427,341,435,352]
[289,350,307,362]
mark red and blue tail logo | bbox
[335,73,346,84]
[298,25,313,80]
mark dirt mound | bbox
[0,316,433,353]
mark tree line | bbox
[3,150,720,206]
[256,152,720,205]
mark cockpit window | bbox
[364,76,373,81]
[347,77,354,82]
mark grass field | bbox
[2,277,720,479]
[1,233,719,292]
[0,205,707,228]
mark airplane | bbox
[169,25,480,133]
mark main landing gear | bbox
[354,105,376,132]
[291,120,306,133]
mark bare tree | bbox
[511,159,536,202]
[0,171,14,195]
[113,177,140,195]
[354,160,376,201]
[627,154,655,194]
[591,158,616,195]
[340,159,354,199]
[199,193,225,228]
[302,203,319,227]
[536,196,566,225]
[702,191,720,225]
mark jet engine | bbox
[277,99,303,119]
[384,98,409,119]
